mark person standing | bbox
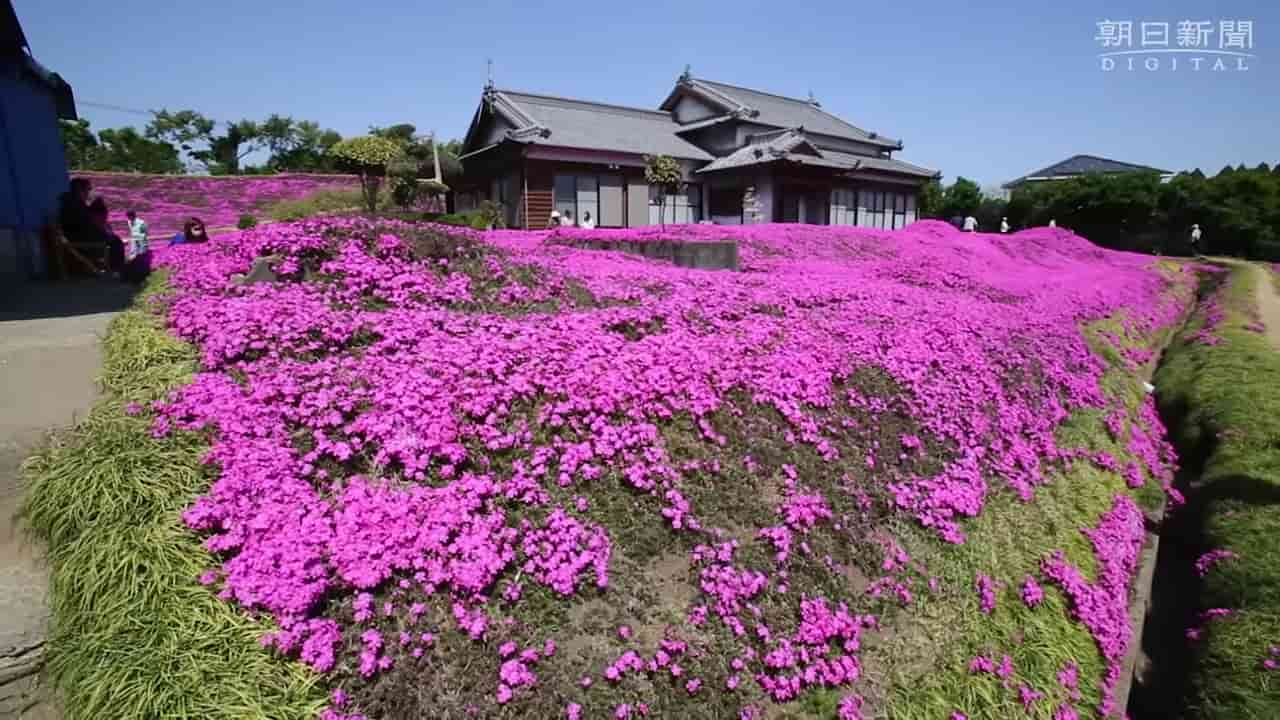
[579,211,596,230]
[126,210,148,258]
[1190,223,1203,256]
[962,215,978,232]
[1000,217,1010,233]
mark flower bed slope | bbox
[35,218,1195,720]
[74,171,360,235]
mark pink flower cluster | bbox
[1194,549,1239,577]
[1185,608,1234,642]
[1040,494,1145,717]
[143,216,1190,716]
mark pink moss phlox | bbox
[145,216,1191,710]
[1194,549,1239,577]
[1040,494,1144,717]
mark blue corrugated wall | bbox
[0,60,70,282]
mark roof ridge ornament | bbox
[807,90,820,107]
[680,64,692,82]
[508,125,551,141]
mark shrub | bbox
[390,176,420,210]
[475,200,505,230]
[328,135,403,212]
[403,225,483,262]
[644,154,682,228]
[236,214,258,230]
[433,205,503,230]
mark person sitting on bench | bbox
[58,178,109,267]
[88,197,126,274]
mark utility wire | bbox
[78,100,231,125]
[77,100,159,117]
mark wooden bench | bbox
[41,223,105,280]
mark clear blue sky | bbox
[18,0,1279,188]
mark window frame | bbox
[649,181,702,225]
[554,172,622,227]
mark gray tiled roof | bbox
[696,129,818,172]
[819,149,939,178]
[1004,154,1171,187]
[683,79,902,150]
[697,131,937,178]
[493,90,713,161]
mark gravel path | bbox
[1255,264,1280,351]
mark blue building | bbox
[0,0,76,286]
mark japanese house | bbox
[458,70,939,230]
[1002,154,1173,190]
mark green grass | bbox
[19,273,326,720]
[264,188,364,222]
[1152,263,1280,719]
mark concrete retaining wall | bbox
[567,239,739,271]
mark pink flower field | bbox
[142,218,1196,719]
[73,171,360,235]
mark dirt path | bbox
[0,278,137,718]
[1255,264,1280,351]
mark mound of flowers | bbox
[147,218,1189,719]
[74,171,359,235]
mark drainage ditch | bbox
[1126,267,1225,719]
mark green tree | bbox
[58,119,99,168]
[941,177,982,219]
[1005,184,1047,229]
[371,123,417,145]
[58,119,183,174]
[207,120,264,174]
[262,116,342,172]
[644,154,683,228]
[371,124,462,210]
[974,197,1008,232]
[372,124,463,183]
[917,178,944,218]
[328,135,402,212]
[146,110,263,174]
[94,128,183,174]
[999,167,1280,260]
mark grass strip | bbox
[1153,262,1280,719]
[20,272,326,720]
[264,188,364,222]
